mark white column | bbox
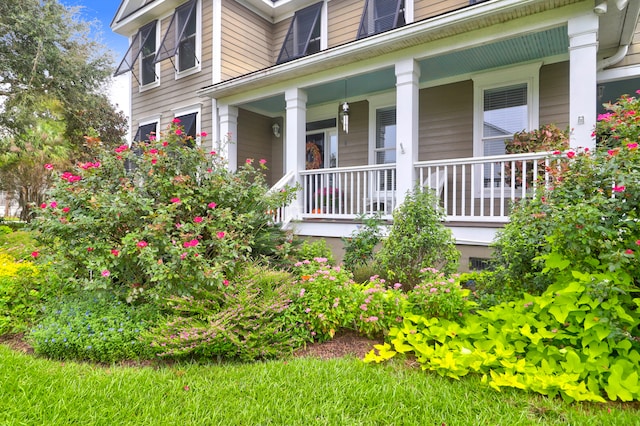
[218,104,238,171]
[285,88,307,219]
[395,58,421,205]
[568,13,598,149]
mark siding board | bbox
[237,109,274,183]
[414,0,468,22]
[327,0,363,48]
[539,62,569,129]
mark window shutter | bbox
[133,123,157,143]
[357,0,404,40]
[114,21,156,78]
[154,0,197,67]
[276,2,323,64]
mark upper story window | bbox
[276,2,323,64]
[154,0,200,74]
[357,0,405,39]
[114,21,158,86]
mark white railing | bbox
[415,151,557,223]
[266,171,296,226]
[299,164,396,219]
[277,151,558,224]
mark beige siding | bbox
[414,0,469,22]
[271,117,285,183]
[273,17,292,63]
[327,0,362,48]
[539,62,569,129]
[237,109,275,184]
[337,101,369,167]
[131,0,213,140]
[419,80,474,161]
[221,1,273,80]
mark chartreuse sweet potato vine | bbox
[365,253,640,403]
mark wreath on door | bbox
[305,141,322,170]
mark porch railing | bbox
[292,151,557,223]
[266,171,296,226]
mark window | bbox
[375,107,396,190]
[175,111,199,146]
[276,2,323,64]
[357,0,405,39]
[306,119,338,170]
[154,0,199,73]
[133,122,157,143]
[114,21,157,86]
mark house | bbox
[111,0,640,266]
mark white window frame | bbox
[133,114,162,144]
[172,104,202,146]
[176,0,202,79]
[139,21,161,91]
[276,2,326,64]
[367,92,396,165]
[472,63,540,196]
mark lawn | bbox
[1,345,637,425]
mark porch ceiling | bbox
[242,25,569,116]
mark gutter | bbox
[597,0,640,70]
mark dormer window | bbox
[154,0,199,73]
[357,0,405,39]
[276,2,323,64]
[114,21,157,86]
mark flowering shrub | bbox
[352,276,405,338]
[342,213,384,272]
[32,124,295,301]
[289,258,358,341]
[594,91,640,149]
[405,268,473,321]
[29,293,160,362]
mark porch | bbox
[272,151,558,246]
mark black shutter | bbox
[114,21,156,78]
[276,2,323,64]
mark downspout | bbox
[597,0,640,70]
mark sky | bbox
[61,0,131,124]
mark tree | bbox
[0,0,127,220]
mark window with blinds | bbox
[114,21,157,86]
[357,0,405,40]
[482,84,528,186]
[153,0,199,72]
[276,2,323,64]
[375,107,396,190]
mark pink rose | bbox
[137,241,148,248]
[216,231,225,239]
[101,270,110,277]
[193,216,203,223]
[170,197,181,204]
[44,164,53,170]
[207,202,217,209]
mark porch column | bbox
[285,88,307,219]
[568,13,598,150]
[395,58,421,205]
[218,104,238,171]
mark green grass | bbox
[1,345,638,425]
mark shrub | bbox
[342,213,384,271]
[352,276,405,338]
[32,124,296,302]
[144,266,308,361]
[405,268,474,321]
[295,239,335,265]
[594,91,640,149]
[375,188,459,288]
[29,293,160,362]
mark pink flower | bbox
[627,143,639,150]
[183,239,199,248]
[62,207,70,213]
[625,249,634,255]
[101,270,110,277]
[597,112,614,122]
[149,135,156,141]
[430,287,438,293]
[114,144,129,153]
[137,241,148,248]
[359,304,368,311]
[552,150,561,155]
[50,201,58,209]
[210,151,216,156]
[612,185,626,193]
[216,231,225,239]
[393,283,402,290]
[149,148,158,154]
[566,151,576,159]
[259,159,267,165]
[87,247,94,252]
[111,249,120,256]
[151,158,157,165]
[608,149,618,156]
[40,203,47,209]
[299,288,305,297]
[245,158,253,164]
[31,251,39,258]
[193,216,203,223]
[180,252,188,260]
[636,240,640,246]
[223,279,229,286]
[162,141,168,147]
[200,132,208,138]
[172,118,181,123]
[175,129,182,136]
[207,202,217,209]
[44,163,53,170]
[170,197,181,204]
